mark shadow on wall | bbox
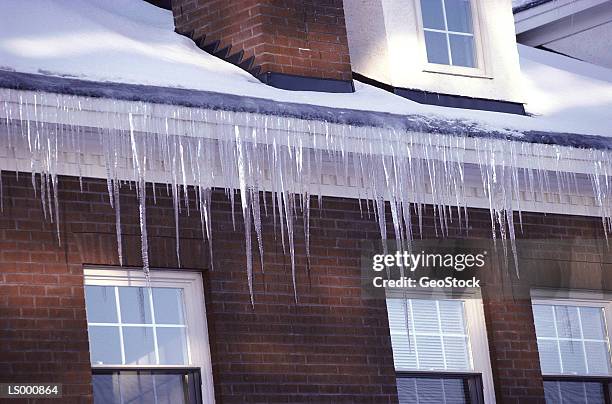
[144,0,172,10]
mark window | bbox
[419,0,477,68]
[84,268,214,404]
[386,295,495,403]
[532,295,612,404]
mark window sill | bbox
[423,63,492,80]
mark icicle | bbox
[235,125,254,305]
[114,180,123,266]
[129,113,149,275]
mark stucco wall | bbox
[344,0,526,102]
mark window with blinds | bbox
[532,303,612,404]
[386,298,483,404]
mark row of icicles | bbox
[1,89,612,303]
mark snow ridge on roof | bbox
[512,0,553,13]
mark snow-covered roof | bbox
[0,0,611,139]
[512,0,553,13]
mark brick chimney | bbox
[172,0,354,92]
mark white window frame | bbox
[413,0,490,78]
[84,267,215,404]
[531,288,612,378]
[386,289,496,404]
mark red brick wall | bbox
[0,173,207,403]
[172,0,353,81]
[206,196,398,403]
[0,171,609,403]
[482,298,545,404]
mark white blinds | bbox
[533,304,612,376]
[386,298,472,371]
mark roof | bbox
[0,0,611,141]
[512,0,553,13]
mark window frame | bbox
[532,289,612,404]
[413,0,490,78]
[385,289,496,403]
[84,267,215,404]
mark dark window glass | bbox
[92,369,201,404]
[543,379,612,404]
[424,31,450,65]
[449,34,475,67]
[396,373,483,404]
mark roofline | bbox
[513,0,553,14]
[1,69,611,151]
[514,0,610,35]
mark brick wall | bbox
[172,0,353,81]
[0,173,207,403]
[206,196,398,403]
[0,171,609,403]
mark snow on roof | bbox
[0,0,611,139]
[512,0,553,13]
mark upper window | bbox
[386,295,495,403]
[84,268,214,404]
[419,0,476,68]
[532,297,612,404]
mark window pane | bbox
[444,336,470,370]
[439,300,465,334]
[93,371,200,404]
[537,339,562,374]
[555,306,581,339]
[533,305,556,338]
[585,341,611,375]
[581,307,606,340]
[559,340,587,374]
[153,288,185,325]
[449,34,475,67]
[153,374,188,404]
[425,31,450,65]
[123,327,156,365]
[92,373,120,404]
[397,377,468,404]
[387,299,417,369]
[543,381,561,404]
[157,328,188,365]
[420,0,445,30]
[119,373,188,404]
[85,286,117,323]
[544,381,606,404]
[119,287,152,324]
[416,335,445,369]
[444,0,473,33]
[412,300,439,333]
[89,326,122,365]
